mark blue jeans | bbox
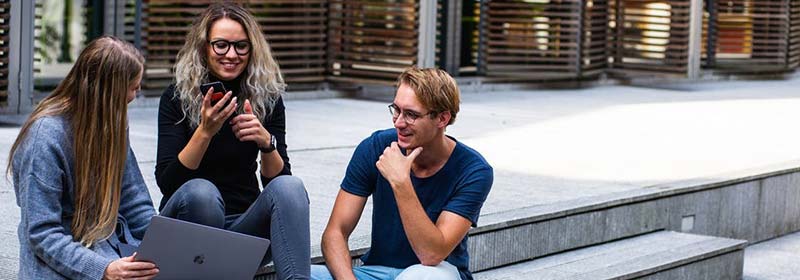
[310,261,460,280]
[160,176,310,279]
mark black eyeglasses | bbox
[388,104,436,124]
[209,39,251,56]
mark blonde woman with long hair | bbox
[155,3,309,278]
[8,36,158,279]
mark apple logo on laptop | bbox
[193,254,205,265]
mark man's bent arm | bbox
[321,190,367,280]
[392,181,473,266]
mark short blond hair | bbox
[396,67,460,125]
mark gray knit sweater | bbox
[12,115,155,279]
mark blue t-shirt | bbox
[341,129,493,280]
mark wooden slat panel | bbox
[143,0,328,91]
[327,0,418,84]
[459,1,481,75]
[31,2,42,76]
[609,0,690,75]
[789,0,800,68]
[582,0,610,74]
[0,0,8,105]
[481,0,585,79]
[124,0,139,44]
[703,0,793,71]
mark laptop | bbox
[135,215,270,280]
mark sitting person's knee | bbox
[396,262,460,280]
[180,179,221,201]
[165,179,225,226]
[266,175,308,204]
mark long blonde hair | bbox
[174,2,285,128]
[7,36,144,247]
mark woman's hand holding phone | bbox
[199,86,237,137]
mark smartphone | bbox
[200,81,228,106]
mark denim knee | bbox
[163,178,225,227]
[265,175,309,207]
[395,261,460,280]
[181,178,220,197]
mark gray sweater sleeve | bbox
[14,119,112,279]
[118,144,156,241]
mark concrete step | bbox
[474,231,746,280]
[743,231,800,279]
[255,164,800,279]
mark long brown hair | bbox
[7,36,144,247]
[173,2,284,128]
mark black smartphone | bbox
[200,81,228,106]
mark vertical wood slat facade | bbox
[32,2,42,75]
[142,0,197,89]
[479,0,608,80]
[9,0,800,99]
[124,0,141,45]
[251,0,328,85]
[786,0,799,68]
[0,0,8,105]
[609,0,691,74]
[481,0,583,79]
[436,0,461,75]
[143,0,328,90]
[327,0,418,85]
[750,0,789,67]
[704,0,793,71]
[582,0,610,76]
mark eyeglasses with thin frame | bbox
[209,39,251,56]
[388,104,436,124]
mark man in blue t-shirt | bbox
[311,67,493,280]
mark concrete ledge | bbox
[256,161,800,278]
[474,231,745,280]
[467,161,800,271]
[475,159,800,235]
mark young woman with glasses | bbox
[155,3,309,278]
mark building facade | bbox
[2,0,799,114]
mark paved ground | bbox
[2,77,800,278]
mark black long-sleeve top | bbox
[155,80,291,215]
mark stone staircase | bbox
[256,164,800,279]
[475,231,745,280]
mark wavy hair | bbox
[7,36,144,247]
[173,2,285,128]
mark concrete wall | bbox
[639,250,743,280]
[468,166,800,272]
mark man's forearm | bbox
[392,181,448,265]
[321,231,357,280]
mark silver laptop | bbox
[136,215,270,280]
